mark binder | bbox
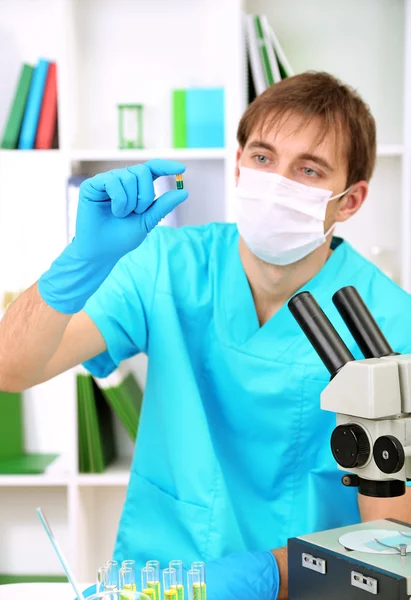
[245,14,266,95]
[77,368,116,473]
[269,25,294,78]
[18,58,50,149]
[259,15,281,83]
[186,88,225,148]
[172,90,187,148]
[1,64,34,149]
[0,454,58,475]
[35,62,58,149]
[94,367,143,442]
[0,390,24,459]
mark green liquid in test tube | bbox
[122,560,137,591]
[146,560,161,600]
[169,560,184,600]
[120,566,135,600]
[191,563,206,600]
[141,566,156,600]
[187,569,201,600]
[163,567,177,600]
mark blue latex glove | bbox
[206,550,280,600]
[38,159,188,314]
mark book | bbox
[94,367,143,442]
[0,390,24,459]
[18,58,50,150]
[259,15,281,84]
[77,368,116,473]
[172,90,187,148]
[0,454,58,475]
[245,14,266,95]
[35,62,58,149]
[269,25,294,78]
[1,64,34,149]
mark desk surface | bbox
[0,582,84,600]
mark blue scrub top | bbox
[83,223,411,568]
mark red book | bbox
[35,62,58,149]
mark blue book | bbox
[18,58,50,149]
[186,87,225,148]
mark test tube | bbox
[105,560,120,591]
[163,567,177,600]
[97,566,109,594]
[122,560,137,591]
[191,562,206,600]
[141,566,156,599]
[120,567,135,591]
[146,560,161,600]
[169,561,184,600]
[187,569,201,600]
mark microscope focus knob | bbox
[373,435,405,474]
[331,424,371,468]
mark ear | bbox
[235,147,243,185]
[334,181,368,223]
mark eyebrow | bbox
[247,140,335,172]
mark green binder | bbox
[77,371,116,473]
[1,64,34,149]
[0,454,58,475]
[172,89,187,148]
[0,390,24,459]
[95,370,143,441]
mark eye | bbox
[254,154,269,165]
[302,167,319,177]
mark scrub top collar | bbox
[221,232,351,361]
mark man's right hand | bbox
[38,159,188,314]
[75,159,187,263]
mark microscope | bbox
[286,286,411,599]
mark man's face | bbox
[236,112,366,231]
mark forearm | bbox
[272,547,288,600]
[359,488,411,523]
[0,282,72,391]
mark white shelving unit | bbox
[0,0,410,584]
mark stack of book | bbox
[77,365,143,474]
[245,14,294,99]
[0,389,58,475]
[1,58,58,150]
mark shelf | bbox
[0,475,69,487]
[70,148,228,162]
[76,457,131,486]
[376,144,405,157]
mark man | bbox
[1,72,410,600]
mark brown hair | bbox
[237,71,376,186]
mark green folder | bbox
[0,390,24,459]
[172,89,187,148]
[96,370,143,441]
[1,63,34,149]
[0,454,58,475]
[77,372,116,473]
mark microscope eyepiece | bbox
[332,286,397,359]
[288,291,354,378]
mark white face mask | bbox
[234,166,350,266]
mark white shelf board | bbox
[70,148,228,162]
[0,475,69,487]
[76,457,131,486]
[377,144,405,156]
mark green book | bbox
[77,371,116,473]
[1,64,34,149]
[0,390,24,459]
[172,89,187,148]
[95,369,143,441]
[0,574,67,584]
[254,16,274,86]
[0,453,58,475]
